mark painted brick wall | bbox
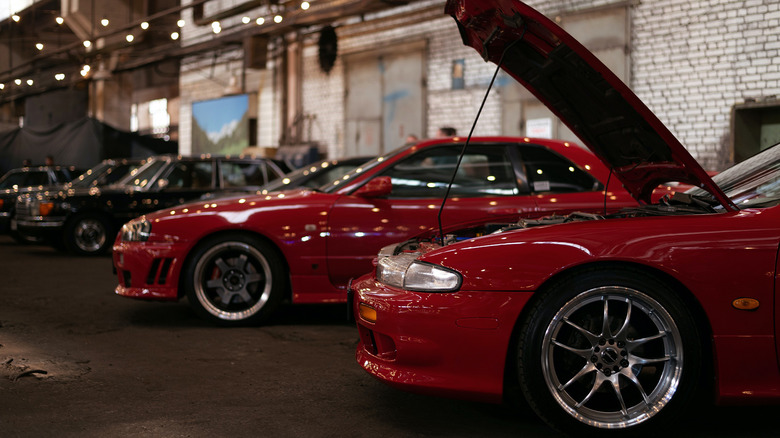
[301,1,504,160]
[180,0,780,170]
[299,0,780,170]
[631,0,780,170]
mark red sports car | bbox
[352,0,780,435]
[113,135,646,326]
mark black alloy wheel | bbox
[184,233,285,326]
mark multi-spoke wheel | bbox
[63,214,112,255]
[518,269,706,435]
[184,234,286,326]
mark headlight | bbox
[121,218,151,241]
[376,254,461,292]
[404,261,461,291]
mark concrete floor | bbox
[0,235,777,437]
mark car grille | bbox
[15,197,35,217]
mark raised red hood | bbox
[445,0,735,210]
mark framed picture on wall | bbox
[191,94,250,155]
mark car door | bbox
[326,142,538,287]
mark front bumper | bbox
[113,237,187,301]
[14,214,65,240]
[351,274,533,403]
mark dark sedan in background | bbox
[15,154,290,255]
[0,165,82,237]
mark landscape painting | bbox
[191,94,250,154]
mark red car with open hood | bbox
[352,0,780,435]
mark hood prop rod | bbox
[436,26,526,245]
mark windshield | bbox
[688,143,780,208]
[0,171,26,189]
[262,158,371,192]
[321,146,408,193]
[117,158,167,189]
[68,162,112,188]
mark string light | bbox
[3,6,311,94]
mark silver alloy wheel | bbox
[541,286,683,429]
[192,241,272,322]
[73,218,107,253]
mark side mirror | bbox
[354,176,392,198]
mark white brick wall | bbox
[632,0,780,169]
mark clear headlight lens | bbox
[376,254,461,292]
[121,218,151,241]
[404,261,461,291]
[377,253,419,288]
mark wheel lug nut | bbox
[608,339,615,345]
[599,338,606,346]
[591,355,598,363]
[604,369,611,376]
[617,341,625,348]
[594,346,600,352]
[621,359,629,367]
[621,350,628,356]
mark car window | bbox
[221,161,269,188]
[102,163,139,185]
[122,159,167,189]
[380,145,520,198]
[71,162,112,188]
[689,142,780,209]
[303,164,360,188]
[0,172,29,189]
[25,172,50,187]
[521,145,602,193]
[52,169,73,183]
[164,161,214,189]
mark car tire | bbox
[63,213,113,256]
[183,233,285,326]
[516,268,706,435]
